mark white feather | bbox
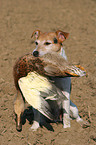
[18,71,66,120]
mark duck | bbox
[14,52,87,89]
[13,52,87,131]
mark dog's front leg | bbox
[61,77,71,128]
[62,78,90,128]
[62,92,70,128]
[62,77,84,128]
[30,108,40,131]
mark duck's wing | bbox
[44,64,87,77]
[18,71,67,120]
[40,53,87,77]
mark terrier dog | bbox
[31,30,89,129]
[13,30,89,132]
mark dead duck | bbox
[13,52,87,131]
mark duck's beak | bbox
[16,113,23,132]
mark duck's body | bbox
[13,52,87,131]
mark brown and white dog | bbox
[31,30,88,130]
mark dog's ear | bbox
[56,30,69,43]
[31,30,41,40]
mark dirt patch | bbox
[0,0,96,144]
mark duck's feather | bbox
[18,71,67,120]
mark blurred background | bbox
[0,0,96,144]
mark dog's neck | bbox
[60,46,67,61]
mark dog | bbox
[31,30,89,130]
[13,30,89,132]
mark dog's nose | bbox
[33,51,39,57]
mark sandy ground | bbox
[0,0,96,144]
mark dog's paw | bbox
[63,124,71,128]
[63,114,71,128]
[76,117,90,128]
[29,121,40,131]
[79,120,90,128]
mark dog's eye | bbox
[35,41,38,45]
[44,42,51,45]
[54,38,58,44]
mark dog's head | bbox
[31,30,69,57]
